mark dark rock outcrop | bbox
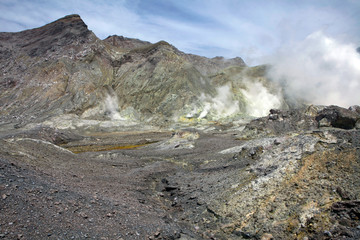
[242,105,360,139]
[316,105,360,129]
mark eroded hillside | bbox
[0,14,290,130]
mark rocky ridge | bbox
[0,14,288,129]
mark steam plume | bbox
[267,31,360,107]
[240,79,283,117]
[104,94,124,120]
[195,85,239,119]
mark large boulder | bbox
[316,105,360,129]
[242,105,360,138]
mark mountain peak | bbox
[42,14,88,33]
[6,14,93,57]
[58,14,82,21]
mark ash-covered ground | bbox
[1,105,360,240]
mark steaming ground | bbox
[240,79,283,117]
[179,81,285,123]
[197,85,240,119]
[267,31,360,108]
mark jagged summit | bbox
[186,54,246,76]
[44,14,87,27]
[0,14,93,58]
[104,35,151,50]
[12,14,89,39]
[55,14,83,21]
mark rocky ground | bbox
[1,105,360,239]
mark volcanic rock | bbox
[103,35,151,50]
[316,105,360,129]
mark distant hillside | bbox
[0,14,291,127]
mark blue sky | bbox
[0,0,359,65]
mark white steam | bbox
[187,84,240,120]
[268,31,360,107]
[104,94,124,120]
[206,85,240,118]
[199,85,240,119]
[240,80,282,117]
[185,81,284,120]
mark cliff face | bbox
[0,14,104,123]
[0,14,286,127]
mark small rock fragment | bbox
[323,230,332,237]
[261,233,274,240]
[319,118,331,127]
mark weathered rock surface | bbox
[242,105,360,138]
[103,35,152,51]
[316,105,360,129]
[0,14,104,125]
